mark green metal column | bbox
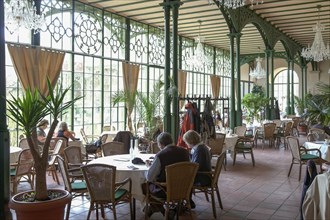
[286,60,291,115]
[269,49,275,119]
[0,0,11,219]
[304,65,308,98]
[161,0,171,132]
[228,33,236,129]
[235,33,242,126]
[301,64,305,104]
[265,49,270,119]
[31,0,41,46]
[291,60,295,115]
[171,0,182,141]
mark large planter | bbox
[9,189,71,220]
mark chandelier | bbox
[5,0,46,34]
[250,50,266,79]
[301,5,330,62]
[208,0,264,9]
[186,20,212,70]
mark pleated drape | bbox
[7,44,65,96]
[178,70,187,110]
[122,62,140,132]
[210,75,221,98]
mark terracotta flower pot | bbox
[9,189,72,220]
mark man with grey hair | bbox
[145,132,190,217]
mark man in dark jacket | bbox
[145,132,190,217]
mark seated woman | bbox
[183,130,212,208]
[57,122,76,141]
[37,119,49,144]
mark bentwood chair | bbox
[286,136,324,181]
[145,162,199,220]
[276,121,293,149]
[234,125,247,138]
[233,130,258,166]
[47,139,64,185]
[291,117,300,137]
[63,146,86,180]
[81,163,133,220]
[101,141,126,156]
[10,149,34,194]
[261,123,276,149]
[80,128,99,144]
[193,153,226,219]
[56,156,88,220]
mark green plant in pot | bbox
[6,80,80,220]
[242,85,269,124]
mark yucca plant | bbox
[6,79,81,201]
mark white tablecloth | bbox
[304,141,330,162]
[88,153,154,201]
[10,147,22,164]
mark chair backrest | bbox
[80,128,89,144]
[263,123,276,139]
[207,133,225,156]
[292,117,300,128]
[101,141,126,156]
[64,146,83,165]
[234,126,247,137]
[18,138,29,150]
[309,128,326,141]
[49,139,64,165]
[149,141,160,154]
[165,162,199,202]
[56,155,73,192]
[284,121,293,136]
[16,149,34,177]
[113,131,133,154]
[81,163,116,202]
[286,136,301,161]
[211,152,226,187]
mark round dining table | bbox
[88,153,154,201]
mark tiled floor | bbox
[11,136,311,220]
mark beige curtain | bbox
[7,44,65,96]
[210,75,221,98]
[178,70,187,110]
[122,62,140,132]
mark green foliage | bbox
[305,83,330,125]
[242,86,269,123]
[294,95,305,115]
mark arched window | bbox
[274,69,299,114]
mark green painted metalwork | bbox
[241,51,301,66]
[235,32,242,126]
[228,33,236,129]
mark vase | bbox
[9,189,71,220]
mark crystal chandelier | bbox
[186,20,211,70]
[250,51,266,79]
[301,5,330,62]
[208,0,264,9]
[5,0,46,34]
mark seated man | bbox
[145,132,190,216]
[183,130,212,208]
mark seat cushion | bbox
[71,181,87,190]
[115,189,128,200]
[301,153,319,160]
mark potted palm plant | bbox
[6,80,80,220]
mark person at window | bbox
[145,132,190,217]
[57,122,76,141]
[183,130,212,209]
[37,119,49,144]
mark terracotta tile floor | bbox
[12,135,312,220]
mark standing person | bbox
[145,132,190,217]
[37,119,49,144]
[57,122,76,141]
[183,130,212,209]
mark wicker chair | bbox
[261,123,276,149]
[234,125,247,137]
[193,152,226,219]
[47,139,64,185]
[308,128,327,141]
[233,130,258,166]
[56,156,88,220]
[286,136,324,181]
[207,133,226,157]
[101,141,126,156]
[145,162,199,220]
[148,141,160,154]
[63,146,86,180]
[10,149,34,194]
[276,121,293,149]
[291,117,300,137]
[81,164,132,220]
[18,138,29,150]
[80,128,99,144]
